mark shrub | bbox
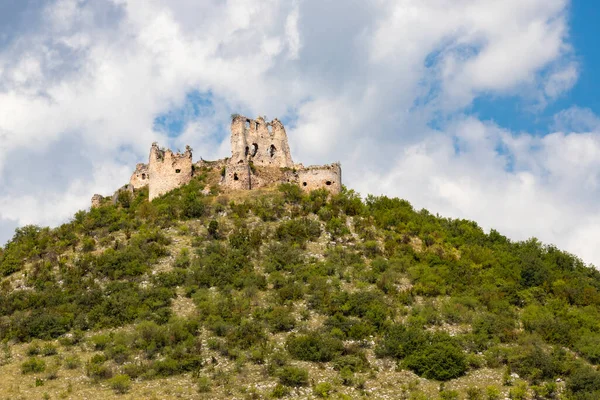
[21,357,46,374]
[197,375,211,393]
[64,355,81,369]
[271,383,291,398]
[403,342,467,381]
[485,386,501,400]
[286,333,343,362]
[279,366,309,387]
[566,365,600,400]
[313,382,333,398]
[41,344,58,357]
[109,374,131,394]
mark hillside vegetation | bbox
[1,168,600,400]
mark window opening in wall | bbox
[245,120,250,129]
[302,182,307,186]
[175,169,181,173]
[245,146,249,156]
[326,181,332,186]
[269,144,276,158]
[255,121,259,130]
[141,173,146,180]
[250,143,258,157]
[267,125,273,133]
[234,173,239,181]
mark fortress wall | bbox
[229,115,294,169]
[129,163,149,189]
[297,163,342,194]
[223,164,252,190]
[148,143,193,200]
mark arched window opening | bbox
[269,144,276,158]
[267,124,273,133]
[250,143,258,157]
[325,181,332,186]
[141,173,146,180]
[245,120,250,129]
[245,146,249,156]
[175,169,181,173]
[234,173,239,181]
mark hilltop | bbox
[1,167,600,399]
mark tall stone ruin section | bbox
[229,116,294,168]
[147,143,193,200]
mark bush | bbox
[403,342,467,381]
[64,355,81,369]
[271,383,291,398]
[197,375,211,393]
[279,366,309,387]
[566,365,600,400]
[313,382,333,398]
[21,357,46,374]
[109,374,131,394]
[286,333,343,362]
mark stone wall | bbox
[230,115,294,168]
[297,163,342,194]
[129,163,149,189]
[91,194,103,208]
[148,143,193,200]
[223,164,252,190]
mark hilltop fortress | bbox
[92,115,341,205]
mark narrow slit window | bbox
[269,144,276,158]
[234,173,239,181]
[141,173,146,180]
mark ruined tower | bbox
[147,143,193,200]
[229,115,294,168]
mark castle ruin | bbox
[92,114,341,205]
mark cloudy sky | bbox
[1,0,600,265]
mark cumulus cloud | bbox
[2,0,598,267]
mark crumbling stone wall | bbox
[129,163,149,189]
[297,163,342,194]
[224,164,252,190]
[229,115,294,168]
[91,194,103,208]
[148,143,193,200]
[222,115,342,194]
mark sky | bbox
[1,0,600,266]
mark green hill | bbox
[1,168,600,399]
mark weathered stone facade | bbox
[221,115,340,194]
[297,163,342,194]
[229,115,294,168]
[148,143,193,200]
[92,114,342,207]
[91,194,103,208]
[129,163,149,189]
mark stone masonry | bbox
[92,114,342,206]
[147,143,193,200]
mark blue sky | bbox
[1,0,600,266]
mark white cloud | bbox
[2,0,599,267]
